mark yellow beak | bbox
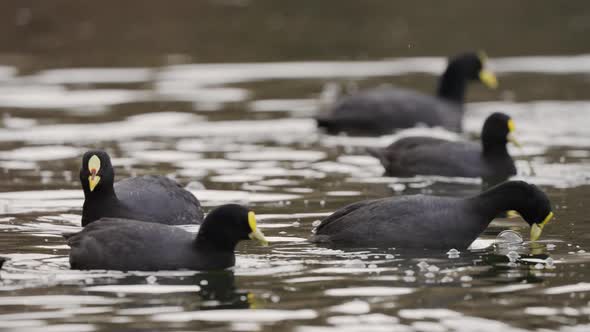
[248,211,269,246]
[506,119,520,147]
[88,175,101,192]
[530,212,554,241]
[479,69,498,89]
[87,155,102,192]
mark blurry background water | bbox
[0,1,590,331]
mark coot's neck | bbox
[437,67,468,103]
[482,141,509,159]
[194,225,239,252]
[467,182,530,221]
[81,185,120,227]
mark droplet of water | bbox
[292,221,300,227]
[578,249,586,254]
[497,230,523,244]
[368,264,378,269]
[403,276,416,282]
[447,248,460,259]
[312,220,322,227]
[506,251,520,262]
[460,275,473,282]
[320,200,326,207]
[545,257,555,267]
[146,275,157,284]
[417,261,429,270]
[63,170,72,182]
[424,272,436,278]
[200,280,209,286]
[427,265,440,273]
[546,243,556,250]
[390,183,406,192]
[346,260,366,269]
[534,263,545,270]
[385,254,394,259]
[270,295,280,303]
[440,276,454,283]
[185,181,206,191]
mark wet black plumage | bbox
[80,150,204,226]
[367,112,517,179]
[311,181,552,249]
[67,204,268,271]
[316,52,497,136]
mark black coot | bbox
[80,150,204,226]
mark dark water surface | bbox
[0,1,590,331]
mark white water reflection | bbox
[157,54,590,86]
[0,188,302,215]
[0,115,316,143]
[32,68,153,84]
[0,86,149,111]
[0,146,82,161]
[226,149,326,162]
[325,287,414,297]
[0,295,123,306]
[84,285,202,294]
[153,309,318,322]
[249,98,318,113]
[0,65,17,81]
[1,54,588,91]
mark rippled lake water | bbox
[1,2,590,331]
